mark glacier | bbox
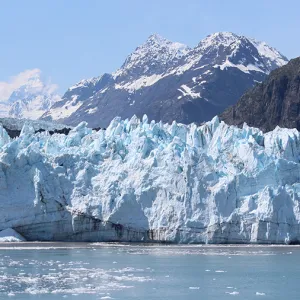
[0,115,300,244]
[0,228,26,242]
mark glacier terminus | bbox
[0,116,300,244]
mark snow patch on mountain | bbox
[214,59,265,74]
[178,85,201,99]
[115,74,165,92]
[249,39,288,69]
[46,95,83,120]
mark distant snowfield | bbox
[0,69,60,120]
[0,115,300,243]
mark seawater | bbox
[0,243,299,299]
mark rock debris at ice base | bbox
[0,116,300,243]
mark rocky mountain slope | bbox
[0,71,60,120]
[0,115,300,244]
[221,57,300,132]
[41,32,288,128]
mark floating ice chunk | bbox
[215,270,226,273]
[226,291,240,295]
[7,292,15,297]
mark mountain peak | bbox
[145,33,168,44]
[68,76,102,92]
[192,32,288,74]
[199,31,241,48]
[114,34,190,79]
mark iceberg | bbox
[0,116,300,244]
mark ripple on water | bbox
[0,256,154,297]
[0,244,299,299]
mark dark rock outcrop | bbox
[221,57,300,132]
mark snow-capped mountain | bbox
[1,116,300,243]
[42,32,288,128]
[42,74,113,122]
[0,71,60,120]
[114,33,190,80]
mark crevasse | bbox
[0,115,300,244]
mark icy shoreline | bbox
[0,241,300,249]
[1,116,300,244]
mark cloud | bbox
[0,69,59,101]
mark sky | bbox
[0,0,299,97]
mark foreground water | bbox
[0,243,299,299]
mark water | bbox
[0,243,299,299]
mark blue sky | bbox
[0,0,299,96]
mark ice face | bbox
[0,116,300,244]
[0,124,10,147]
[0,117,72,132]
[0,228,26,242]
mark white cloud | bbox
[44,81,59,94]
[0,69,59,102]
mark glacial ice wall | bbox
[0,115,300,244]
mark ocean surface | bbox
[0,243,299,299]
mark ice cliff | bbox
[0,228,26,242]
[0,116,300,244]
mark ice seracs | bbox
[0,116,300,243]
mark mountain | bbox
[41,32,288,128]
[221,57,300,132]
[41,74,114,122]
[1,115,300,244]
[0,71,60,120]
